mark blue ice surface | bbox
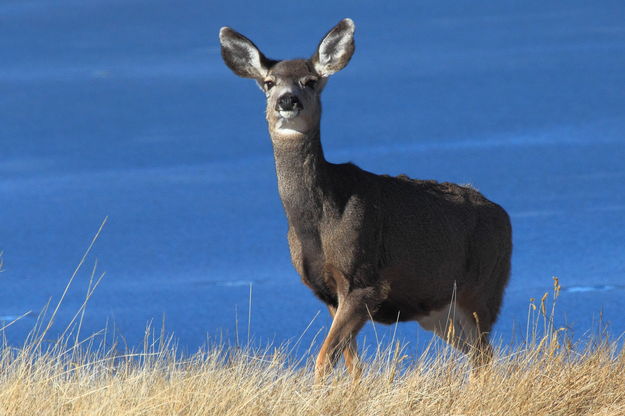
[1,0,625,358]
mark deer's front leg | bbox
[315,294,368,382]
[315,265,383,383]
[326,305,362,379]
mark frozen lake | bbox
[1,0,624,355]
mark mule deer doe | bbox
[219,18,512,381]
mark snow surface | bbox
[1,0,624,355]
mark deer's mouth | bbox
[278,109,300,120]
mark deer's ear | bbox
[219,27,274,79]
[312,18,355,77]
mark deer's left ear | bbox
[312,18,355,77]
[220,27,274,79]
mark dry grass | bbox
[1,225,623,415]
[0,328,624,416]
[2,279,625,416]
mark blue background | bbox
[1,0,624,355]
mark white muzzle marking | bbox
[279,109,300,119]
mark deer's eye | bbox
[304,79,318,89]
[264,80,275,90]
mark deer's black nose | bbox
[276,94,302,111]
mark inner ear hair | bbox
[313,18,355,77]
[219,27,277,79]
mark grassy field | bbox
[1,283,624,416]
[0,328,624,415]
[1,238,623,415]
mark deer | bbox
[219,18,512,382]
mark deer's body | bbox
[220,19,512,381]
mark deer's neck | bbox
[271,129,328,229]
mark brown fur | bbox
[219,18,512,381]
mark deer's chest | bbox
[288,226,338,307]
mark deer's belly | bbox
[373,300,425,324]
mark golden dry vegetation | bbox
[1,287,624,416]
[1,234,623,415]
[1,330,624,416]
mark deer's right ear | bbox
[312,18,355,77]
[219,27,272,79]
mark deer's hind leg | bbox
[418,302,493,368]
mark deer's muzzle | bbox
[276,94,303,113]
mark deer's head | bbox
[219,19,355,138]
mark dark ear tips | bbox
[219,27,231,43]
[339,18,355,32]
[219,27,248,49]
